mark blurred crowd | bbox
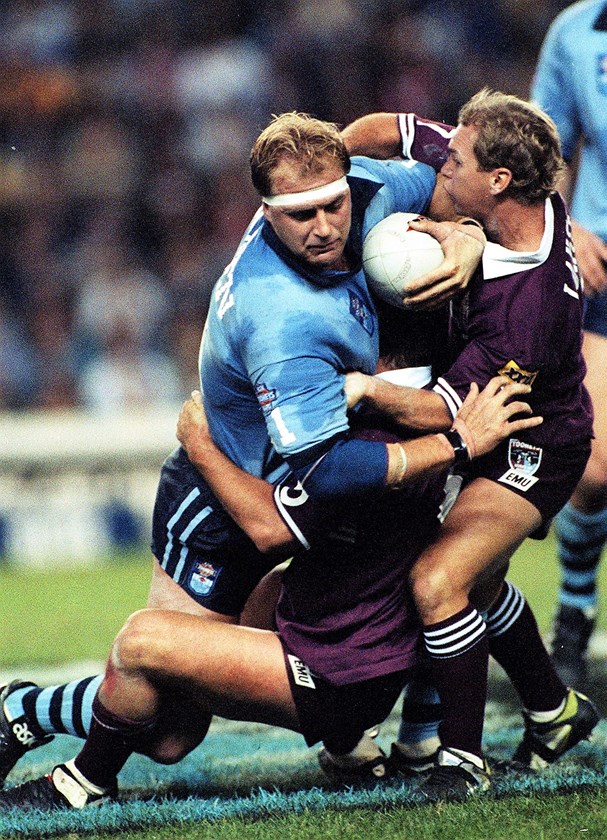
[0,0,571,412]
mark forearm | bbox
[342,113,401,158]
[357,376,452,433]
[186,442,296,555]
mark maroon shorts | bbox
[460,436,591,537]
[280,638,409,747]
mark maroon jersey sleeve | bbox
[398,113,454,171]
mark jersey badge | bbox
[287,654,316,689]
[348,290,374,334]
[255,383,276,412]
[498,360,538,387]
[188,560,221,596]
[498,439,542,492]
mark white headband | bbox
[262,176,349,208]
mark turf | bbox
[1,533,607,838]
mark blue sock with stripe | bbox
[3,675,102,739]
[554,502,607,614]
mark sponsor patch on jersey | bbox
[348,290,373,334]
[188,560,220,596]
[498,439,543,492]
[597,53,607,95]
[287,654,316,689]
[498,360,538,387]
[255,383,276,411]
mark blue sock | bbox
[554,502,607,613]
[4,676,102,739]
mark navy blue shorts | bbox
[281,638,409,747]
[151,448,277,616]
[584,290,607,338]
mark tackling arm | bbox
[177,391,297,555]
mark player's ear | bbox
[489,168,512,196]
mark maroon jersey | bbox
[399,114,593,451]
[273,470,445,685]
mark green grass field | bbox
[1,533,607,839]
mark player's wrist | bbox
[435,429,471,465]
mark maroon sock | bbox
[423,605,489,759]
[486,581,567,712]
[73,694,157,790]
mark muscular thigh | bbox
[132,610,299,731]
[412,478,541,617]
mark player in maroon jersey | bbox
[341,89,598,801]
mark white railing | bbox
[0,408,180,565]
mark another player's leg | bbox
[0,611,299,811]
[389,664,441,775]
[485,579,599,769]
[550,330,607,686]
[409,479,540,802]
[0,556,240,788]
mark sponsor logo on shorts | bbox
[498,360,538,387]
[288,654,316,689]
[188,560,220,596]
[498,439,542,492]
[348,290,374,334]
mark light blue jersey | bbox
[532,0,607,241]
[200,156,435,488]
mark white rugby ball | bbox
[362,212,444,308]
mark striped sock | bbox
[397,671,441,756]
[554,502,607,613]
[487,581,566,711]
[4,676,102,739]
[423,605,488,759]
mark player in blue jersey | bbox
[0,112,491,793]
[532,1,607,688]
[340,89,598,801]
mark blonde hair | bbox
[250,112,350,197]
[459,89,564,205]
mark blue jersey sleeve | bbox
[350,157,436,233]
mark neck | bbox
[483,198,546,251]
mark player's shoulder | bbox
[349,155,429,181]
[548,0,604,36]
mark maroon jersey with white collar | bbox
[398,114,593,449]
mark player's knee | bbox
[409,562,457,620]
[113,609,169,673]
[142,735,193,765]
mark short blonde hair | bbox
[250,112,350,197]
[459,89,564,205]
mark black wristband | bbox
[445,429,470,463]
[460,219,483,229]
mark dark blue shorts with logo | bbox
[151,447,277,616]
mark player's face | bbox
[440,124,494,221]
[263,158,352,271]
